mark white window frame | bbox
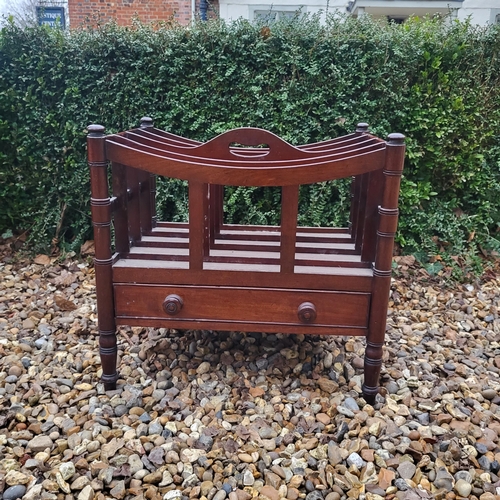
[251,5,306,21]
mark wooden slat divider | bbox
[189,181,208,270]
[112,162,130,254]
[280,185,299,273]
[127,166,141,245]
[361,169,385,263]
[139,169,152,234]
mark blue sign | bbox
[36,6,66,28]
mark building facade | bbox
[220,0,500,25]
[65,0,499,27]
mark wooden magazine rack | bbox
[88,118,405,403]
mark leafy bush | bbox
[0,15,499,274]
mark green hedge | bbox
[1,15,499,274]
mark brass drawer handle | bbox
[163,294,183,315]
[298,302,317,324]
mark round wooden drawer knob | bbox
[163,294,183,316]
[298,302,317,324]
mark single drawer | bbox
[114,284,370,330]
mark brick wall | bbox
[68,0,202,27]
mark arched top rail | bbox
[104,126,388,186]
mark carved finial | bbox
[387,133,405,145]
[87,124,105,137]
[356,123,369,133]
[140,117,154,129]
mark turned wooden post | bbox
[362,132,405,403]
[88,125,119,390]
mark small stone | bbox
[56,471,71,494]
[434,467,454,491]
[378,468,395,489]
[481,389,497,400]
[347,452,365,469]
[243,470,254,486]
[454,479,472,497]
[159,470,174,486]
[182,448,206,463]
[325,494,341,500]
[27,435,53,452]
[318,378,339,394]
[394,478,409,491]
[213,491,227,500]
[22,318,35,329]
[260,485,280,500]
[316,413,330,425]
[265,471,282,489]
[361,449,374,462]
[110,480,126,499]
[201,480,214,495]
[71,476,90,490]
[78,485,95,500]
[238,453,255,463]
[22,485,43,500]
[5,471,30,486]
[328,442,343,465]
[8,365,23,377]
[262,439,277,451]
[197,362,211,375]
[143,470,162,483]
[59,461,76,480]
[397,461,416,480]
[306,492,323,500]
[3,485,27,500]
[337,406,354,418]
[343,397,360,412]
[148,421,163,435]
[164,491,182,500]
[478,455,491,471]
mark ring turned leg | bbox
[100,329,119,390]
[88,125,119,392]
[362,340,384,404]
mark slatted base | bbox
[121,222,372,272]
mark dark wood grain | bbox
[111,162,129,255]
[88,121,405,402]
[114,284,370,327]
[88,125,118,390]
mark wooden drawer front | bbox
[114,285,370,328]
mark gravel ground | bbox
[0,249,500,500]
